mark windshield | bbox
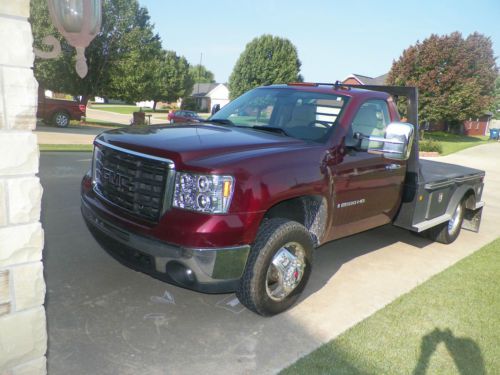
[209,87,348,142]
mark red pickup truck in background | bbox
[81,82,485,316]
[37,87,86,127]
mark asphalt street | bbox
[40,144,500,375]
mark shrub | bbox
[181,97,198,111]
[419,139,443,153]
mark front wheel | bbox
[423,200,465,244]
[236,218,313,316]
[52,111,70,127]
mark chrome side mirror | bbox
[367,122,414,161]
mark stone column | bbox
[0,1,47,375]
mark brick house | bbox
[463,112,494,136]
[342,73,388,86]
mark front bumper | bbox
[82,199,250,293]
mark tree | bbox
[189,64,215,84]
[31,0,162,104]
[106,27,162,104]
[494,76,500,120]
[145,51,194,110]
[387,32,498,126]
[228,35,302,99]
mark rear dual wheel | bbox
[423,200,465,244]
[236,218,313,316]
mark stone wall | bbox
[0,1,47,374]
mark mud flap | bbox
[462,207,483,232]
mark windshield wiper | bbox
[206,118,235,126]
[251,126,289,137]
[207,120,289,137]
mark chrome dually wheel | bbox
[447,202,463,235]
[423,199,466,244]
[266,242,306,301]
[237,218,313,316]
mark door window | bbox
[348,100,390,150]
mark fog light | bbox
[165,261,196,285]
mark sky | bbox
[138,0,500,84]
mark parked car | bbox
[167,110,203,124]
[81,83,485,316]
[37,90,86,127]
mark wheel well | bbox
[263,196,327,246]
[52,109,70,118]
[463,189,476,210]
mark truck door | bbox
[331,99,406,235]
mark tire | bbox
[236,218,313,316]
[423,199,465,244]
[52,111,70,127]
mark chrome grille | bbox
[93,141,174,222]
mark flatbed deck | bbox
[420,159,485,189]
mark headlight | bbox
[172,172,234,213]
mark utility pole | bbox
[197,53,202,94]
[197,53,202,110]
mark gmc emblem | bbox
[101,167,130,190]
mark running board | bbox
[411,201,484,233]
[412,214,451,233]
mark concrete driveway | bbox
[41,143,500,374]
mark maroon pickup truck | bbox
[81,83,485,316]
[37,90,86,127]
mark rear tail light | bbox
[79,104,86,113]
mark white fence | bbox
[489,119,500,129]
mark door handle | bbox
[385,164,401,171]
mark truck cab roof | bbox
[263,83,391,100]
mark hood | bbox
[96,123,308,168]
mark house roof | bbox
[344,73,388,85]
[191,83,226,97]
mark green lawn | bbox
[282,238,500,375]
[40,144,93,152]
[143,108,170,113]
[424,131,490,155]
[90,104,173,115]
[89,104,139,115]
[198,112,211,119]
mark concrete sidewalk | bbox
[34,121,166,145]
[35,106,170,145]
[86,108,168,126]
[35,124,106,144]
